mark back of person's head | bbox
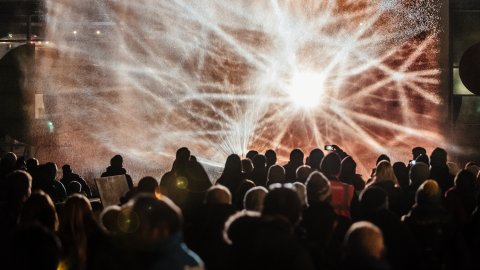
[5,170,32,204]
[415,154,430,165]
[320,152,341,178]
[224,154,242,175]
[412,147,427,160]
[132,195,182,240]
[359,187,388,212]
[262,184,302,225]
[176,147,190,161]
[61,164,72,174]
[100,205,122,234]
[307,148,324,170]
[430,147,447,167]
[1,152,17,170]
[410,162,430,185]
[223,211,261,245]
[305,171,331,205]
[45,162,58,181]
[26,158,39,172]
[137,176,159,194]
[20,190,59,231]
[415,180,441,205]
[376,154,390,165]
[344,221,385,260]
[289,148,304,164]
[66,181,82,195]
[340,156,356,177]
[393,162,409,190]
[295,165,312,184]
[372,160,397,185]
[465,162,480,179]
[9,224,61,270]
[246,150,258,160]
[236,180,256,207]
[252,154,266,169]
[267,164,286,184]
[110,154,123,168]
[241,158,254,174]
[60,194,93,235]
[205,185,232,205]
[265,149,277,165]
[243,186,268,211]
[293,182,307,206]
[454,169,476,193]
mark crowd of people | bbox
[0,145,479,270]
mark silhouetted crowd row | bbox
[0,145,479,270]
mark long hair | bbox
[370,160,398,186]
[59,194,93,270]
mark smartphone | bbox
[324,145,335,151]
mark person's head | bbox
[5,170,32,205]
[454,169,476,193]
[110,154,123,168]
[430,147,447,167]
[393,162,409,189]
[175,147,190,162]
[415,180,441,205]
[344,221,385,260]
[45,162,58,181]
[305,171,332,205]
[100,205,122,234]
[235,180,256,208]
[307,148,324,170]
[265,149,277,166]
[60,194,93,231]
[223,154,242,175]
[137,176,159,194]
[465,162,480,178]
[66,181,82,195]
[223,211,261,246]
[415,154,430,165]
[252,154,266,169]
[20,190,59,231]
[295,165,312,184]
[1,152,17,171]
[267,164,286,184]
[205,185,232,205]
[132,195,182,243]
[26,158,39,172]
[376,154,390,165]
[241,159,254,175]
[340,156,356,177]
[320,152,341,179]
[293,182,307,206]
[262,184,302,225]
[243,186,268,211]
[289,149,304,165]
[412,147,427,160]
[61,164,72,175]
[372,160,397,186]
[246,150,258,161]
[9,224,62,270]
[410,162,430,186]
[359,187,388,212]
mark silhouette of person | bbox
[284,149,304,183]
[101,155,134,190]
[60,165,92,197]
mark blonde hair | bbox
[371,160,398,186]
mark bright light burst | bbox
[37,0,443,177]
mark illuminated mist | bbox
[35,0,443,178]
